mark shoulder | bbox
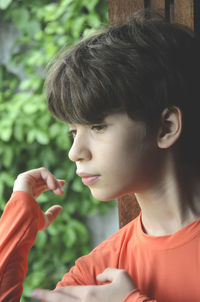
[93,214,140,253]
[78,215,140,274]
[58,215,140,286]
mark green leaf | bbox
[0,171,14,187]
[2,146,13,167]
[83,0,99,11]
[49,123,61,138]
[26,129,36,144]
[23,102,39,114]
[14,124,24,142]
[61,0,73,7]
[35,231,47,248]
[0,127,12,142]
[70,219,89,243]
[27,20,41,37]
[71,177,83,192]
[0,0,12,10]
[11,8,30,31]
[62,247,76,263]
[63,226,77,248]
[35,130,49,145]
[87,14,101,28]
[71,16,87,38]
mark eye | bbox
[91,124,107,132]
[68,129,77,139]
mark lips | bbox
[76,172,100,186]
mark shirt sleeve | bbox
[56,248,117,287]
[123,289,157,302]
[0,191,44,302]
[56,233,157,302]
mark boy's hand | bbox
[32,268,136,301]
[13,167,65,229]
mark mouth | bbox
[76,172,100,186]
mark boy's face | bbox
[68,112,161,201]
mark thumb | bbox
[97,267,119,283]
[43,205,63,229]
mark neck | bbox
[135,160,200,236]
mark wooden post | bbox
[108,0,199,228]
[174,0,194,29]
[108,0,144,25]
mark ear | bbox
[157,106,183,149]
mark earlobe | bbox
[157,106,183,149]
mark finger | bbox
[36,168,62,191]
[55,287,82,298]
[38,169,65,195]
[32,289,77,302]
[58,179,66,186]
[55,285,98,297]
[27,171,65,190]
[40,168,60,191]
[32,184,49,197]
[50,179,65,195]
[43,205,63,229]
[97,267,121,283]
[34,179,65,196]
[54,179,66,190]
[53,186,65,196]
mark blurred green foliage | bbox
[0,0,114,300]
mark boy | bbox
[1,10,200,302]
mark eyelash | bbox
[68,125,107,139]
[91,125,107,132]
[68,130,76,139]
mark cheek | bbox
[89,148,154,201]
[96,145,140,188]
[111,140,159,190]
[96,138,145,175]
[114,138,150,168]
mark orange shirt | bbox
[1,191,200,301]
[0,191,44,301]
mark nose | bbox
[68,134,91,162]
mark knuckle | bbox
[17,172,24,177]
[15,172,24,180]
[40,166,46,171]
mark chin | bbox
[93,194,114,202]
[90,188,125,202]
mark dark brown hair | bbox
[46,10,200,163]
